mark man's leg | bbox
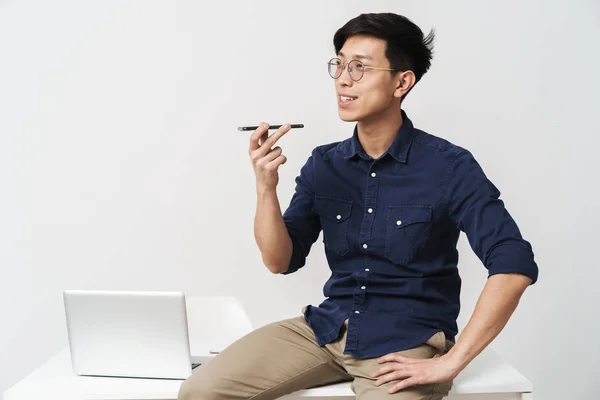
[178,316,352,400]
[345,332,454,400]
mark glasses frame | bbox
[327,57,401,81]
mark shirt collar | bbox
[342,109,415,163]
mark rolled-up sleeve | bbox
[445,149,538,284]
[281,149,322,275]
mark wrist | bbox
[256,185,277,197]
[442,349,470,376]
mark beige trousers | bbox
[178,315,454,400]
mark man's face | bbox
[334,35,399,122]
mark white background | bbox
[1,1,598,399]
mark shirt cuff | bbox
[485,241,539,284]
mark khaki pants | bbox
[178,315,454,400]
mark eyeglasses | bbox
[327,57,400,82]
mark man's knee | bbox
[177,372,213,400]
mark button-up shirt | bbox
[281,110,538,359]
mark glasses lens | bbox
[348,60,364,81]
[328,59,342,79]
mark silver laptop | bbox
[63,290,208,379]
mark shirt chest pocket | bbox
[313,196,353,256]
[385,205,433,265]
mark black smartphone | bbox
[237,124,304,131]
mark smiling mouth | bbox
[340,95,358,103]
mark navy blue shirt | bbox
[281,110,538,359]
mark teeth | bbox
[341,96,356,101]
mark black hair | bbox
[333,13,435,100]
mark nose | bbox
[337,64,353,87]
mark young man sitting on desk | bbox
[179,12,538,400]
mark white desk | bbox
[4,346,533,400]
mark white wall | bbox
[1,0,598,398]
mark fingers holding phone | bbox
[249,123,292,153]
[248,123,292,191]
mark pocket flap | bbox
[313,196,353,222]
[387,205,432,229]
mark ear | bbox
[393,70,416,99]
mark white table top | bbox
[4,346,532,400]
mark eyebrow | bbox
[338,51,373,61]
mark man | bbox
[179,12,538,400]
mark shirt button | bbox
[371,172,377,177]
[365,268,370,272]
[362,243,368,249]
[336,215,342,220]
[355,310,360,314]
[361,286,366,290]
[367,208,373,214]
[396,220,402,226]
